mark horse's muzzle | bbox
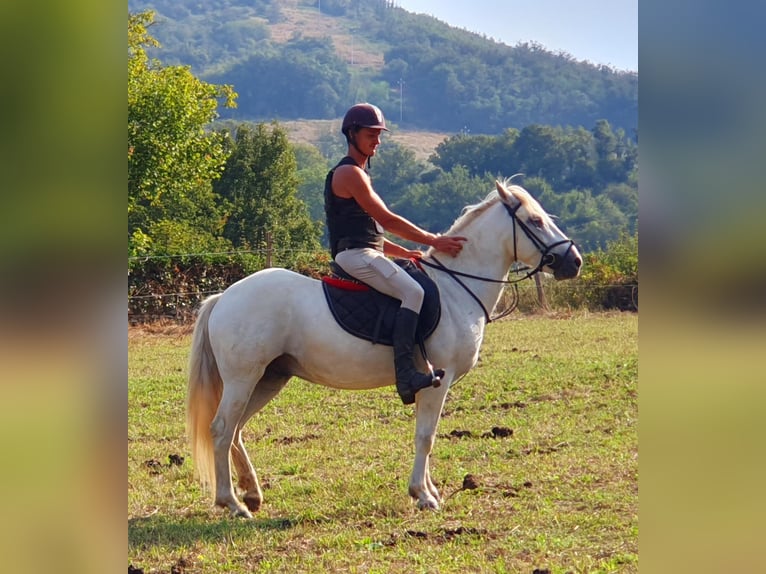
[551,243,582,280]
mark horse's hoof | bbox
[230,506,253,519]
[416,497,440,511]
[243,492,262,512]
[418,495,439,510]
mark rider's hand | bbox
[432,234,467,257]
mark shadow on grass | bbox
[128,513,298,550]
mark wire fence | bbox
[128,248,637,323]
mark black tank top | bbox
[324,156,384,257]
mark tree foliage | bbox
[214,124,322,257]
[126,4,639,318]
[209,35,351,120]
[126,0,637,136]
[128,10,236,252]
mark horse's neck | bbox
[430,213,514,323]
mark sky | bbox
[395,0,637,72]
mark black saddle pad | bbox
[321,258,441,346]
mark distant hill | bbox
[129,0,637,137]
[278,118,449,161]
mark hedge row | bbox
[128,241,637,323]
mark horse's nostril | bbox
[575,256,582,268]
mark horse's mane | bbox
[447,192,500,234]
[446,179,548,234]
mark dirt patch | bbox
[382,525,488,546]
[143,459,163,475]
[275,433,320,445]
[168,453,185,466]
[522,442,569,455]
[482,426,513,438]
[499,400,527,410]
[143,454,185,474]
[462,474,480,490]
[447,474,534,500]
[170,556,192,574]
[441,426,514,440]
[446,429,473,439]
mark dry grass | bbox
[282,118,449,162]
[270,5,385,70]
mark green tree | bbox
[214,124,322,258]
[394,166,488,233]
[510,125,568,187]
[293,142,330,224]
[592,119,636,187]
[368,140,426,207]
[128,10,236,242]
[429,133,512,178]
[560,126,597,190]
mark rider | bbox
[324,103,467,404]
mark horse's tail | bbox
[186,293,224,495]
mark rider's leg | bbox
[335,249,440,404]
[391,306,440,404]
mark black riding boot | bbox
[393,308,441,405]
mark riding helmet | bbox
[341,103,389,136]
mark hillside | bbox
[128,0,637,137]
[280,118,448,161]
[268,4,386,70]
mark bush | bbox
[573,231,638,310]
[128,232,639,323]
[128,248,330,322]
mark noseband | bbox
[502,201,576,275]
[420,199,576,323]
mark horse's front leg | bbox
[408,384,449,510]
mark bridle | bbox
[419,199,576,323]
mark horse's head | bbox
[495,180,582,280]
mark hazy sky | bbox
[395,0,637,72]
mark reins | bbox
[420,199,575,323]
[420,254,523,323]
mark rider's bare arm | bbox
[333,165,467,256]
[383,238,424,259]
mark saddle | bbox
[321,258,441,346]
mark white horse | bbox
[186,179,582,517]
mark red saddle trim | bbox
[321,276,370,291]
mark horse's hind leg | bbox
[230,373,290,513]
[210,378,258,518]
[230,430,259,512]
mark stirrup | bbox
[431,368,445,385]
[396,371,441,405]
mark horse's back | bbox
[207,268,322,352]
[212,267,317,320]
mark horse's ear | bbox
[495,180,511,203]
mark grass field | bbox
[128,311,637,573]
